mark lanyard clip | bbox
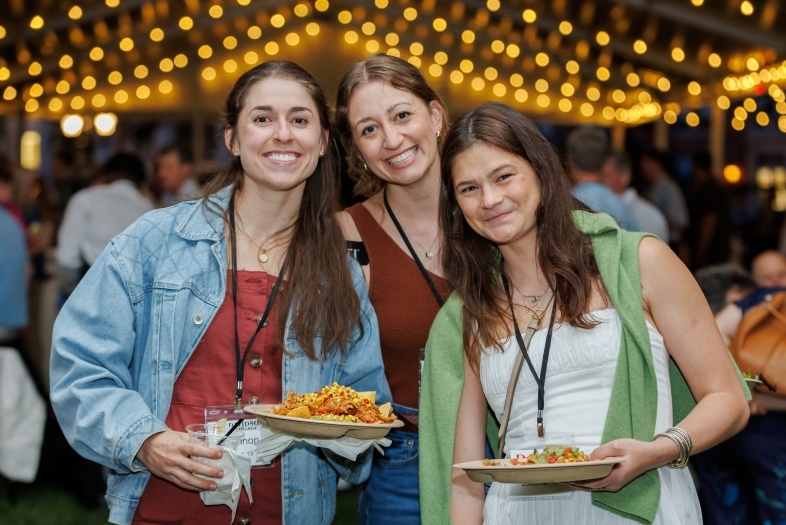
[537,410,544,437]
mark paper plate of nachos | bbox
[454,445,625,485]
[244,383,403,439]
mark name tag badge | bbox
[205,405,275,468]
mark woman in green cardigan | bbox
[419,102,749,525]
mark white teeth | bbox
[266,153,297,162]
[386,147,417,166]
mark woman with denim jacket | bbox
[334,54,450,525]
[50,61,391,525]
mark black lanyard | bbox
[383,186,444,308]
[502,275,557,438]
[228,193,288,410]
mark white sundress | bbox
[479,308,702,525]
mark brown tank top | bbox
[346,203,451,409]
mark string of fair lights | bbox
[0,0,784,140]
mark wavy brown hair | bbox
[335,53,448,197]
[202,60,361,359]
[440,102,603,368]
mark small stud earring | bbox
[436,130,442,141]
[319,150,324,157]
[233,151,239,156]
[363,162,368,171]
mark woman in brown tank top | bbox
[335,54,451,525]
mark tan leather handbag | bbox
[730,292,785,395]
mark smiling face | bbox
[452,143,542,247]
[225,76,327,193]
[347,80,443,187]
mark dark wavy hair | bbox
[202,60,361,360]
[335,53,448,197]
[440,102,602,367]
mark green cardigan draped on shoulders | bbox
[418,210,749,525]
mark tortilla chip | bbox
[378,402,392,417]
[357,391,376,404]
[286,406,312,418]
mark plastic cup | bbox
[185,423,245,469]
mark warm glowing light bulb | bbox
[223,59,238,73]
[224,36,237,49]
[119,37,134,51]
[566,60,579,74]
[248,26,262,39]
[108,71,123,85]
[671,48,684,62]
[3,86,17,100]
[561,83,575,96]
[403,8,417,21]
[174,54,188,68]
[688,81,701,95]
[338,10,352,23]
[410,42,424,56]
[487,0,500,11]
[179,16,194,30]
[68,6,83,19]
[460,60,474,73]
[245,51,259,65]
[484,67,498,81]
[491,40,505,54]
[198,45,212,59]
[559,99,572,112]
[136,85,150,99]
[265,42,279,55]
[345,30,358,44]
[30,16,44,30]
[633,40,647,54]
[741,1,754,15]
[535,53,549,67]
[581,103,594,116]
[25,99,39,112]
[160,58,174,72]
[114,90,129,103]
[612,89,626,103]
[462,30,475,44]
[28,62,42,75]
[92,94,106,108]
[30,84,43,97]
[559,21,573,35]
[471,78,485,91]
[150,28,164,41]
[433,18,447,32]
[362,22,376,35]
[59,55,74,69]
[159,80,173,94]
[61,115,84,137]
[202,67,217,80]
[597,67,610,81]
[709,53,722,67]
[657,78,671,91]
[306,23,320,35]
[596,31,610,46]
[94,112,117,135]
[535,79,548,92]
[587,87,600,101]
[56,80,70,94]
[286,32,300,46]
[493,83,507,97]
[450,71,464,84]
[522,9,537,23]
[429,64,443,77]
[627,73,640,87]
[434,51,448,65]
[315,0,329,11]
[506,44,520,58]
[747,57,759,71]
[134,65,149,79]
[271,15,285,28]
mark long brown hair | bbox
[440,102,602,367]
[202,60,361,359]
[335,53,448,197]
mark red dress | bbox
[134,270,283,525]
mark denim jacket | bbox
[50,186,391,525]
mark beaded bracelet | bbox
[654,427,693,469]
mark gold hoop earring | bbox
[436,130,442,141]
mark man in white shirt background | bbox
[640,150,689,247]
[602,151,669,242]
[155,143,199,206]
[56,153,154,298]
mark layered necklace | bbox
[234,216,273,265]
[510,281,550,305]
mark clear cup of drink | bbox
[185,423,245,469]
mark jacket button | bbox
[257,315,269,327]
[248,396,260,404]
[239,518,250,525]
[193,315,204,325]
[250,355,262,368]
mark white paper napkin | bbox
[198,446,253,523]
[255,431,392,463]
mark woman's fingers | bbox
[136,430,225,491]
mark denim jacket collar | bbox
[174,185,232,242]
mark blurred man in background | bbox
[56,153,153,298]
[155,143,198,206]
[602,151,668,240]
[565,127,638,230]
[640,150,689,247]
